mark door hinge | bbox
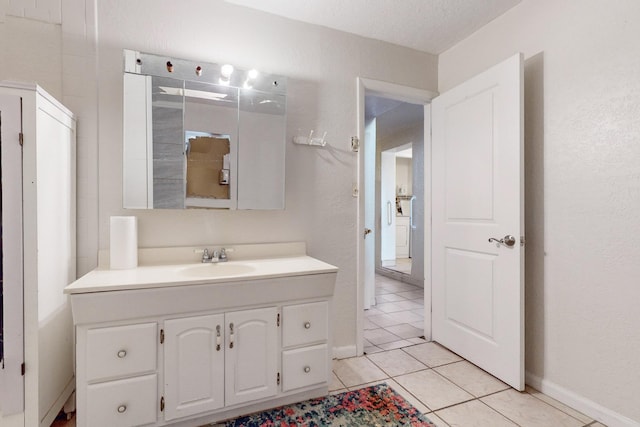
[18,132,24,146]
[160,329,165,344]
[277,372,280,386]
[21,363,25,376]
[160,396,165,412]
[277,313,280,327]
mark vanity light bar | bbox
[123,49,286,95]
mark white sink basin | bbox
[177,263,256,278]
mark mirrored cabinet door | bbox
[122,50,286,211]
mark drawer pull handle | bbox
[117,405,127,413]
[304,366,311,373]
[229,323,234,349]
[117,350,127,359]
[216,325,221,351]
[304,322,311,329]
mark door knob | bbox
[488,235,516,247]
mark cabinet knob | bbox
[303,366,311,373]
[117,405,127,413]
[304,322,311,329]
[117,350,127,358]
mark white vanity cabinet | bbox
[281,301,330,392]
[224,307,279,406]
[77,322,159,427]
[68,255,337,427]
[163,314,225,420]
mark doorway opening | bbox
[356,77,437,357]
[370,99,424,287]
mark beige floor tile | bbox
[364,328,401,345]
[377,293,408,302]
[363,317,379,330]
[395,369,474,411]
[424,412,449,426]
[364,344,384,354]
[397,290,424,299]
[587,423,607,427]
[481,389,584,427]
[411,308,425,317]
[329,372,345,391]
[367,313,404,327]
[387,310,424,324]
[333,356,388,388]
[410,321,426,330]
[434,361,509,397]
[365,307,385,316]
[367,348,428,377]
[385,378,431,415]
[329,388,347,396]
[393,300,424,311]
[375,301,406,313]
[436,399,518,427]
[377,339,414,350]
[385,323,424,339]
[525,386,593,424]
[403,342,463,367]
[407,337,428,344]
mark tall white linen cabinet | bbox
[0,82,77,427]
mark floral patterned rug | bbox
[219,383,436,426]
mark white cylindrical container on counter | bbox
[110,216,138,269]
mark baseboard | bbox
[333,345,357,360]
[526,371,640,427]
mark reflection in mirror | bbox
[122,49,286,210]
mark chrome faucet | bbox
[197,247,230,263]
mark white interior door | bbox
[432,53,524,390]
[363,119,376,309]
[380,151,396,267]
[0,94,25,415]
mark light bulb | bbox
[248,69,258,79]
[220,64,234,78]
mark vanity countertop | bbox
[65,255,338,294]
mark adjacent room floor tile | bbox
[367,348,428,377]
[377,339,414,350]
[364,328,401,345]
[436,399,518,427]
[387,310,424,324]
[364,344,384,355]
[481,389,585,427]
[377,293,408,302]
[367,313,404,328]
[333,356,388,388]
[385,323,424,339]
[403,342,463,367]
[395,369,474,411]
[375,302,406,313]
[434,360,509,397]
[393,300,424,311]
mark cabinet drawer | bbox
[282,301,328,347]
[86,374,157,427]
[282,344,328,392]
[86,323,157,382]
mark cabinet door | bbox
[225,307,278,406]
[164,314,225,420]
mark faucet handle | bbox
[219,247,234,261]
[194,248,211,262]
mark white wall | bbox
[96,0,438,351]
[439,0,640,424]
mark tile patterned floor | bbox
[329,274,606,427]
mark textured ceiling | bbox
[224,0,521,54]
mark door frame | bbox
[356,78,437,356]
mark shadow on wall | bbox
[523,52,545,378]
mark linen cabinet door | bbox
[225,307,278,406]
[164,314,225,421]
